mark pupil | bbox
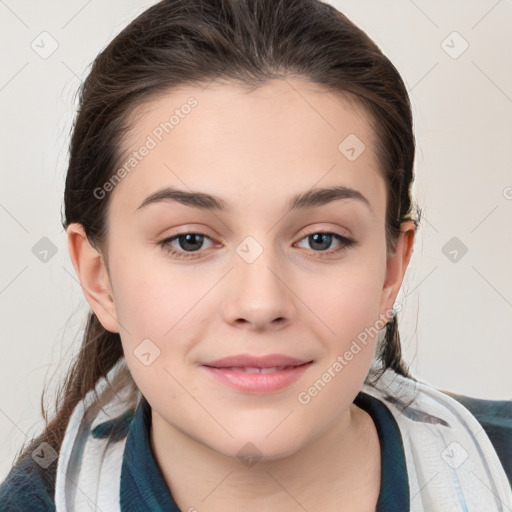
[180,234,203,251]
[310,233,331,251]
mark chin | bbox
[209,430,306,464]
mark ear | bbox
[66,223,119,333]
[379,220,416,317]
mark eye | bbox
[158,232,215,260]
[158,230,356,261]
[295,231,355,257]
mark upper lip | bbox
[202,354,312,369]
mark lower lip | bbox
[201,363,313,394]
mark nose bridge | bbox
[224,233,293,327]
[236,233,284,294]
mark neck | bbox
[149,403,381,512]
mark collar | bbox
[120,391,408,511]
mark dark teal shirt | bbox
[119,391,409,511]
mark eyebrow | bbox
[136,185,373,215]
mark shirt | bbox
[119,390,409,511]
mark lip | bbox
[202,353,311,369]
[201,354,314,394]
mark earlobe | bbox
[66,223,120,333]
[380,221,416,316]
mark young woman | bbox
[1,1,510,511]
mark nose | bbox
[222,242,295,331]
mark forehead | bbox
[110,78,385,217]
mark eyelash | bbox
[158,230,356,260]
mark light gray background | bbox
[1,0,511,481]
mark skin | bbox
[67,78,415,511]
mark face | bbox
[73,78,410,461]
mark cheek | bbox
[300,265,386,400]
[294,272,384,419]
[305,262,385,337]
[110,258,211,384]
[112,271,199,408]
[110,252,198,336]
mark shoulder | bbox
[0,451,56,512]
[440,390,512,487]
[363,368,512,504]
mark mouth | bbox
[201,357,314,394]
[206,365,304,374]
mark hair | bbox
[12,0,421,485]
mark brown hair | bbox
[12,0,420,481]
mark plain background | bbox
[0,0,511,481]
